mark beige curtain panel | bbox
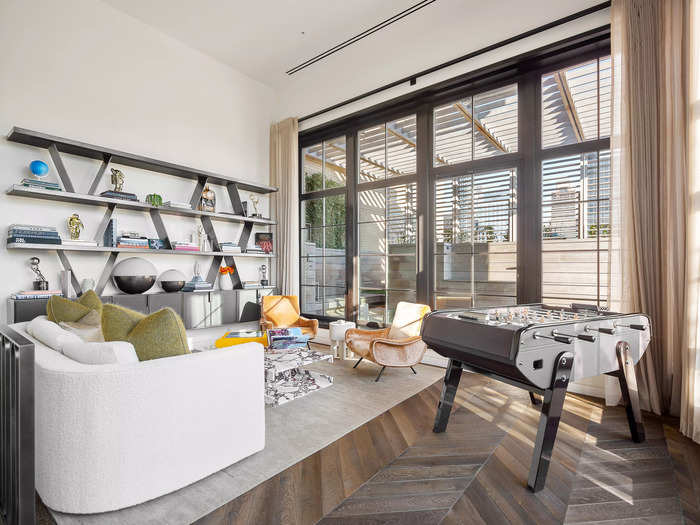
[610,0,698,441]
[270,117,300,297]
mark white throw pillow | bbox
[26,315,82,352]
[59,309,104,342]
[62,340,139,365]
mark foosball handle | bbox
[598,327,615,335]
[630,324,647,331]
[576,334,596,343]
[553,335,572,344]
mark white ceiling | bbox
[102,0,604,91]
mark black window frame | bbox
[299,27,611,326]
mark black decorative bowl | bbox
[160,280,185,293]
[113,275,156,294]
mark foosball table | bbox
[421,303,651,492]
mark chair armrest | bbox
[260,319,274,331]
[295,316,319,336]
[344,327,390,343]
[370,336,427,367]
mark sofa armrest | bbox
[35,343,265,513]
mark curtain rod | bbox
[298,1,611,123]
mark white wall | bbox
[0,0,276,322]
[278,7,610,130]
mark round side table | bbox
[329,320,356,360]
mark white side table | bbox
[329,320,356,360]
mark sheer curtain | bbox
[682,0,700,442]
[269,118,299,296]
[609,0,691,417]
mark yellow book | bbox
[215,330,268,348]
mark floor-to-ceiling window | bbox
[357,115,418,324]
[540,57,611,307]
[298,30,610,325]
[432,83,519,309]
[300,137,347,318]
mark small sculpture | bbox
[259,264,268,286]
[29,160,49,179]
[110,168,125,192]
[145,193,162,207]
[249,194,260,217]
[199,185,216,212]
[67,213,84,240]
[29,257,48,290]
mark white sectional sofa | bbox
[10,320,265,515]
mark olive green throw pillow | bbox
[47,290,103,323]
[101,304,146,342]
[101,304,189,361]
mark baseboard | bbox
[567,380,605,399]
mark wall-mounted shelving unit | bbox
[5,127,278,296]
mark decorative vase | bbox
[219,272,234,291]
[112,257,157,294]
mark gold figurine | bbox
[110,168,125,192]
[67,213,84,240]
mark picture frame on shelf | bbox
[254,232,273,254]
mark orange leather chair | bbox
[345,301,431,381]
[260,295,319,339]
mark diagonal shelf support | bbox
[206,255,224,287]
[149,209,172,249]
[226,183,246,216]
[94,203,116,243]
[223,255,243,289]
[56,250,82,296]
[87,154,112,195]
[199,216,220,252]
[189,176,208,210]
[48,144,76,193]
[238,222,253,252]
[95,251,119,296]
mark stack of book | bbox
[241,280,262,289]
[163,201,191,210]
[11,289,63,300]
[62,238,98,247]
[117,234,149,249]
[100,190,138,201]
[267,328,310,352]
[7,224,61,245]
[182,275,213,292]
[18,179,62,192]
[245,246,265,255]
[219,242,241,253]
[171,241,199,252]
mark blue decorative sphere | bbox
[29,160,49,178]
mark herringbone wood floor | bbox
[196,370,700,525]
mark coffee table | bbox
[191,333,334,406]
[265,348,333,405]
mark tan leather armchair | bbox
[345,302,431,381]
[260,295,319,339]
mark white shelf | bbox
[7,186,276,226]
[6,243,275,258]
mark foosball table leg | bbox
[614,341,646,443]
[527,352,573,492]
[433,359,463,433]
